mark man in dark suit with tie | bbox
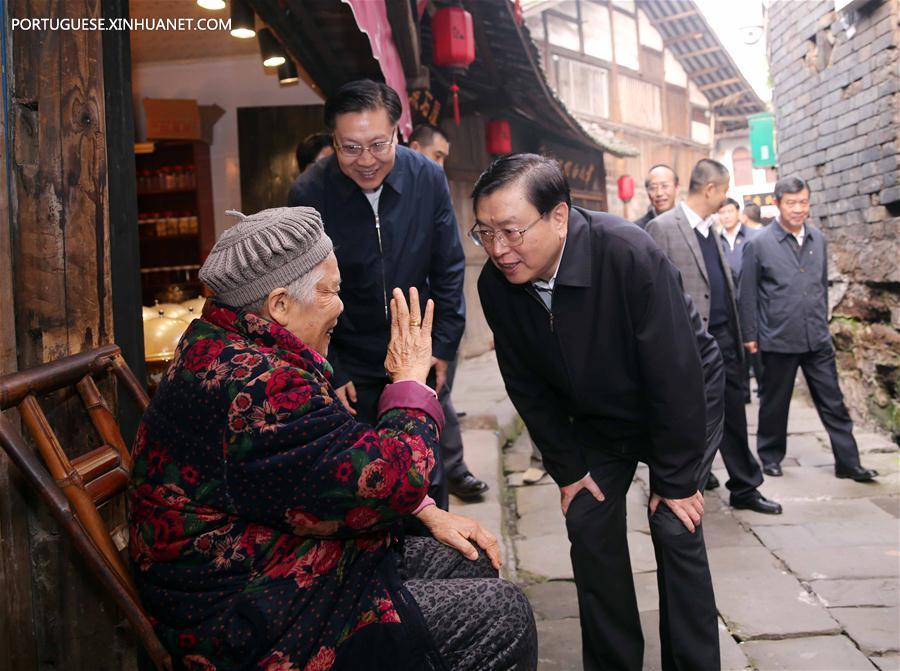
[646,160,781,516]
[740,176,877,482]
[475,153,722,671]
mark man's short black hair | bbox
[471,153,571,214]
[774,176,809,201]
[688,159,730,194]
[324,79,402,131]
[743,203,761,222]
[720,197,741,211]
[408,124,448,148]
[295,132,332,173]
[644,164,679,189]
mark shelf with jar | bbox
[135,140,214,305]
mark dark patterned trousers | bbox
[400,536,538,671]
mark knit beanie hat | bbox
[199,207,333,307]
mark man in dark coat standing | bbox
[288,80,467,508]
[475,154,722,671]
[646,160,781,515]
[740,176,877,482]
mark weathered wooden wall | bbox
[1,0,136,667]
[237,104,326,213]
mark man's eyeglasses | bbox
[647,183,674,194]
[469,214,545,248]
[334,130,396,158]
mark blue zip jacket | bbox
[288,146,466,385]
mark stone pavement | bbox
[448,350,900,671]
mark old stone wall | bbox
[767,0,900,440]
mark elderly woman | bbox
[128,207,536,671]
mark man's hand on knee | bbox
[649,490,704,533]
[416,506,502,569]
[560,473,605,516]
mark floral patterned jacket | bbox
[128,301,445,671]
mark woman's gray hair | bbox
[240,262,326,316]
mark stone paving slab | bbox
[872,653,900,670]
[774,544,899,580]
[754,519,900,550]
[517,500,566,539]
[732,463,900,501]
[708,546,841,639]
[701,508,766,549]
[524,580,579,621]
[741,634,876,670]
[729,497,896,527]
[809,578,899,608]
[856,432,899,453]
[634,570,659,613]
[871,496,900,518]
[517,535,574,581]
[534,618,582,670]
[628,531,658,574]
[829,607,900,655]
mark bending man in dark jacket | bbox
[474,154,722,671]
[289,80,466,508]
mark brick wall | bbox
[768,0,900,440]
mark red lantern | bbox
[617,175,635,202]
[431,7,475,126]
[486,119,512,155]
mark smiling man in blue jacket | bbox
[288,80,466,508]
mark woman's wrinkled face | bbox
[268,254,343,355]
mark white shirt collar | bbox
[532,237,567,291]
[723,224,742,249]
[681,202,712,238]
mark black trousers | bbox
[401,537,538,671]
[757,348,861,470]
[567,447,720,671]
[438,357,471,481]
[352,376,450,510]
[709,324,764,498]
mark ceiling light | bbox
[258,28,286,67]
[230,0,255,38]
[197,0,225,9]
[278,60,299,84]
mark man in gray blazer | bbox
[647,159,782,515]
[740,176,877,482]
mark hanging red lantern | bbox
[431,7,475,126]
[617,175,635,202]
[486,119,512,155]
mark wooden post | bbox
[2,0,136,667]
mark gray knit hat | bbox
[199,207,333,307]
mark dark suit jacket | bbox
[739,220,833,353]
[646,204,744,361]
[633,207,656,230]
[478,207,722,499]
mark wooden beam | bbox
[714,114,752,122]
[662,32,704,47]
[650,9,699,24]
[699,77,743,91]
[678,45,722,59]
[711,91,750,108]
[684,65,722,78]
[385,0,429,89]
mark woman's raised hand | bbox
[384,287,435,384]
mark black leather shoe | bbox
[762,463,782,477]
[730,492,783,515]
[448,472,489,500]
[835,465,878,482]
[705,473,720,490]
